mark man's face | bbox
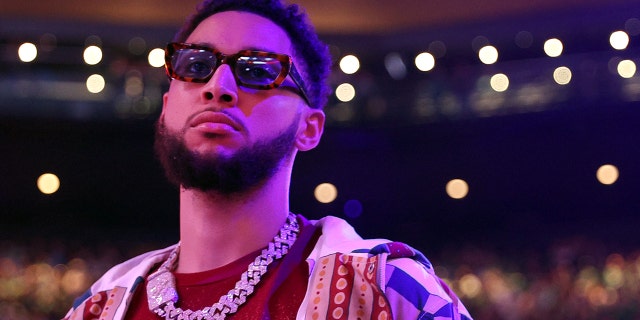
[156,11,321,193]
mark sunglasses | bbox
[164,42,311,106]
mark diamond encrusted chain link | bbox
[146,213,299,320]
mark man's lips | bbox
[189,111,241,133]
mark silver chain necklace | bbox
[146,213,299,320]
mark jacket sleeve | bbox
[370,242,473,320]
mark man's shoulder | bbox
[307,216,430,262]
[306,215,390,253]
[90,244,177,292]
[306,216,438,286]
[65,244,178,319]
[304,215,473,319]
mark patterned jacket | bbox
[64,216,472,319]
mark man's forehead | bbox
[186,11,293,56]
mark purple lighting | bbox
[344,199,363,218]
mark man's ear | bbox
[295,108,325,151]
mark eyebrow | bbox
[190,42,282,54]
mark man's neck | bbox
[175,170,292,273]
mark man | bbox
[65,0,472,319]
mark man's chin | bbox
[186,145,233,161]
[183,142,248,163]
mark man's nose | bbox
[200,64,238,105]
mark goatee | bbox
[154,116,298,195]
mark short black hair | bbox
[174,0,332,109]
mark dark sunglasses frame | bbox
[164,42,311,106]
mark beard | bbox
[154,115,298,195]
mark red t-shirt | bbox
[125,216,320,319]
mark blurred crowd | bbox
[1,236,639,320]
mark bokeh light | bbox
[314,183,338,203]
[446,179,469,199]
[479,45,499,64]
[84,35,102,47]
[459,273,483,298]
[544,38,564,57]
[428,40,447,58]
[39,33,57,52]
[60,259,91,294]
[339,54,360,74]
[490,73,509,92]
[86,74,106,93]
[335,83,356,102]
[471,35,490,52]
[415,52,435,72]
[515,31,534,48]
[344,199,363,218]
[125,74,144,97]
[37,173,60,194]
[597,164,619,185]
[626,18,640,36]
[603,262,624,289]
[148,48,165,68]
[384,52,407,80]
[609,31,630,50]
[553,66,572,85]
[83,45,102,65]
[18,42,37,62]
[128,37,147,55]
[617,60,636,78]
